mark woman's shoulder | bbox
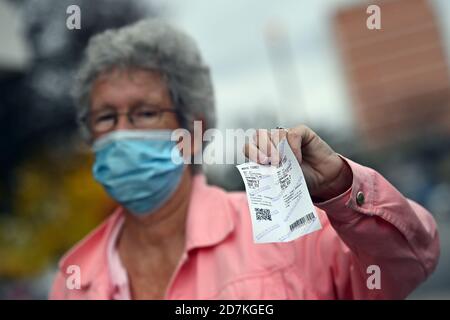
[49,208,123,295]
[59,208,122,265]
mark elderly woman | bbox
[49,19,439,300]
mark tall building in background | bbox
[334,0,450,148]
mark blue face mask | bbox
[92,130,185,215]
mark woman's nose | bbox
[115,113,134,130]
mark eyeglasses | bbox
[82,104,178,134]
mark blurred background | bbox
[0,0,449,299]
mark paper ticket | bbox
[236,138,322,243]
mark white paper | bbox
[236,138,322,243]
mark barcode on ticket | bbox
[255,208,272,221]
[289,212,316,232]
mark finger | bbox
[286,125,316,164]
[243,142,270,164]
[269,128,288,149]
[254,129,279,165]
[268,129,288,166]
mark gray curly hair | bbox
[73,18,216,143]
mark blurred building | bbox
[334,0,450,149]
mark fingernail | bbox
[261,156,269,164]
[271,155,280,166]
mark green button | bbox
[356,191,365,206]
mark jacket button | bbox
[356,191,365,206]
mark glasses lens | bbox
[132,105,161,128]
[91,111,116,133]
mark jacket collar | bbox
[58,174,236,294]
[184,174,235,251]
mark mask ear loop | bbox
[170,105,199,166]
[171,128,194,165]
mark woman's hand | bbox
[243,125,353,201]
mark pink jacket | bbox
[49,158,439,299]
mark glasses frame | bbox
[81,104,179,134]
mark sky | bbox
[0,1,30,70]
[161,0,450,133]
